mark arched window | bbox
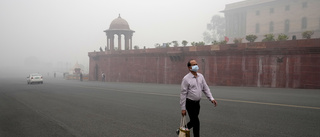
[269,21,274,32]
[285,19,290,33]
[302,17,307,29]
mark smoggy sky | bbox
[0,0,243,74]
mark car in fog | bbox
[27,73,43,84]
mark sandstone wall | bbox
[88,39,320,89]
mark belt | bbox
[186,98,200,102]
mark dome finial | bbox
[118,14,121,18]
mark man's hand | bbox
[211,100,217,107]
[181,110,186,116]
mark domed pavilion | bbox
[104,14,135,51]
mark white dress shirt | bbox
[180,72,214,110]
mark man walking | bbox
[101,72,105,82]
[79,72,83,81]
[180,59,217,137]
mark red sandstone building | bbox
[88,15,320,89]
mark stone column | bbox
[110,34,114,50]
[106,36,109,50]
[125,34,129,50]
[129,35,133,50]
[118,34,121,50]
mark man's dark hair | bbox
[187,59,195,67]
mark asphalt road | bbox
[0,77,319,137]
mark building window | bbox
[285,5,290,11]
[256,10,260,16]
[269,21,274,32]
[285,20,290,33]
[302,2,307,8]
[270,8,274,13]
[256,23,260,33]
[302,17,307,29]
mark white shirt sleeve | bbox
[180,77,189,110]
[201,75,214,101]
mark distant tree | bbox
[166,42,172,48]
[212,40,219,45]
[233,38,243,44]
[134,45,139,49]
[172,41,179,47]
[154,43,161,48]
[182,40,188,46]
[212,40,227,45]
[191,41,206,46]
[191,42,196,46]
[277,34,289,41]
[302,30,314,39]
[203,31,212,44]
[203,15,226,44]
[219,40,227,45]
[262,34,275,42]
[196,41,205,46]
[246,34,258,42]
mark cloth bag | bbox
[178,116,190,137]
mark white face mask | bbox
[190,65,199,72]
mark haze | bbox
[0,0,242,77]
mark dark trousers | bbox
[186,98,200,137]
